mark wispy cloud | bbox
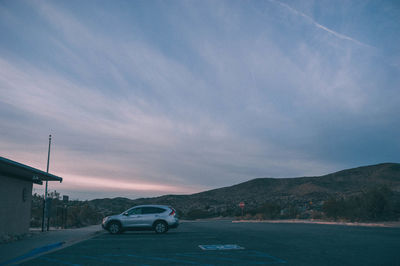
[269,0,373,48]
[1,0,399,199]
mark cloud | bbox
[269,0,373,48]
[1,0,399,199]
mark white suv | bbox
[102,205,179,234]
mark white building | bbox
[0,156,62,238]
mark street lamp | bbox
[41,134,52,232]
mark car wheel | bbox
[108,221,121,234]
[154,221,168,234]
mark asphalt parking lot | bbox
[21,220,400,266]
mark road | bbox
[21,220,400,265]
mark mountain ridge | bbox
[89,162,400,217]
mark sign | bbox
[239,202,245,208]
[63,195,69,202]
[199,244,244,251]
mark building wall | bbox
[0,174,33,237]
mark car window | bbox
[127,207,142,215]
[155,207,166,213]
[142,207,166,214]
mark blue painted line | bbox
[0,241,64,266]
[176,252,268,265]
[175,251,287,265]
[57,254,150,266]
[100,255,151,266]
[104,251,285,265]
[39,256,81,266]
[104,253,209,265]
[249,250,287,264]
[126,254,204,265]
[80,255,127,264]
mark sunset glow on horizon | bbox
[32,173,209,200]
[57,174,205,193]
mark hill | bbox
[88,163,400,219]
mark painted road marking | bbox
[89,236,218,241]
[199,244,244,250]
[39,250,287,265]
[177,251,287,264]
[0,241,64,266]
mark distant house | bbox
[0,156,62,238]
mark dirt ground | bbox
[233,219,400,227]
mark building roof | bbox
[0,156,62,185]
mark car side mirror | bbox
[123,212,129,216]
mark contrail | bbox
[269,0,372,48]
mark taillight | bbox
[169,208,175,216]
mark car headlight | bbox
[102,217,110,223]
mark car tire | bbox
[108,221,122,234]
[154,221,168,234]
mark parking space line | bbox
[44,254,151,266]
[104,254,209,265]
[249,250,287,264]
[38,256,81,266]
[89,237,218,241]
[175,251,287,265]
[1,242,65,265]
[80,255,127,264]
[176,253,262,264]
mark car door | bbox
[123,207,145,227]
[141,207,166,227]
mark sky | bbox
[1,0,399,200]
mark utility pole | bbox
[41,134,52,232]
